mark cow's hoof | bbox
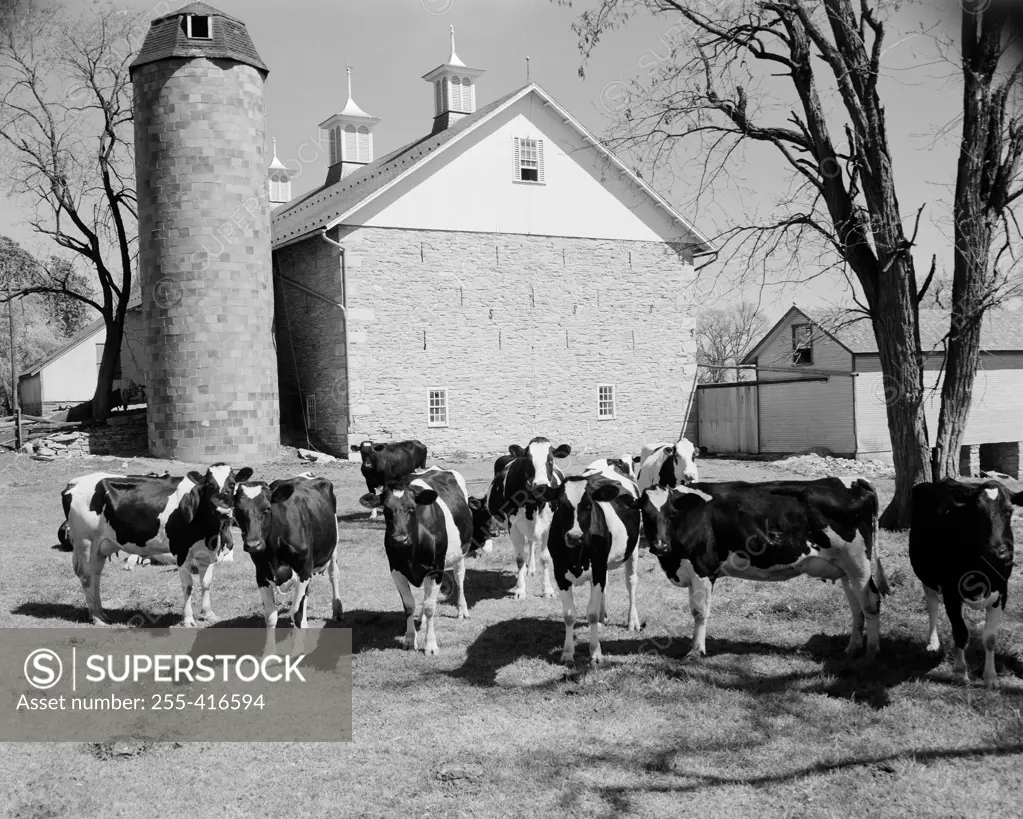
[181,619,197,629]
[512,587,526,601]
[457,609,470,620]
[628,620,642,633]
[682,649,704,663]
[200,610,219,623]
[560,651,575,665]
[90,615,112,627]
[542,589,556,600]
[589,652,604,667]
[844,643,864,659]
[925,639,941,653]
[424,643,440,657]
[332,602,344,622]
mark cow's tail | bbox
[862,480,890,598]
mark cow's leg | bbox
[259,582,278,657]
[391,570,418,650]
[509,526,529,600]
[74,539,111,626]
[587,582,604,665]
[943,592,971,684]
[194,549,218,623]
[178,559,197,628]
[841,577,866,657]
[686,576,713,659]
[291,577,309,658]
[625,552,641,632]
[287,573,310,624]
[328,547,344,622]
[420,573,442,656]
[453,556,469,620]
[538,543,555,599]
[368,486,379,520]
[559,586,576,664]
[923,584,941,652]
[843,562,881,661]
[981,600,1004,688]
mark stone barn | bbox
[270,34,714,458]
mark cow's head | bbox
[628,485,685,557]
[512,437,571,498]
[630,486,711,583]
[468,495,498,553]
[233,481,273,554]
[672,438,699,485]
[546,477,623,573]
[350,441,375,465]
[360,481,436,547]
[194,463,253,560]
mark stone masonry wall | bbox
[133,57,280,464]
[274,226,699,459]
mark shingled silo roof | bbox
[129,2,268,74]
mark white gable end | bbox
[350,94,699,247]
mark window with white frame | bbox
[305,395,316,429]
[428,388,448,427]
[598,384,616,420]
[184,14,211,39]
[792,323,814,366]
[513,137,545,183]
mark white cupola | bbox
[422,26,484,134]
[267,138,293,209]
[319,67,381,182]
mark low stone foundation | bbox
[23,412,148,458]
[959,444,980,478]
[979,441,1020,479]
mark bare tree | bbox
[566,0,1022,527]
[696,303,767,383]
[0,2,142,421]
[931,0,1023,479]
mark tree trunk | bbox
[872,263,931,530]
[90,312,124,422]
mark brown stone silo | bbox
[130,2,279,462]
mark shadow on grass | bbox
[9,601,179,627]
[341,608,411,653]
[463,568,516,607]
[337,512,385,531]
[595,743,1023,806]
[449,617,565,686]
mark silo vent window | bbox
[184,15,211,39]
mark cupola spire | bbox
[422,27,484,134]
[319,64,381,183]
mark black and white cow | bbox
[351,439,428,520]
[634,438,699,490]
[233,473,343,654]
[585,456,635,481]
[63,464,250,626]
[910,479,1022,687]
[360,467,474,655]
[484,437,572,599]
[545,464,642,664]
[634,477,888,660]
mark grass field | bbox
[1,450,1022,818]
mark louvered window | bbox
[357,126,370,162]
[513,137,545,183]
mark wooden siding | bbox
[754,310,852,380]
[758,377,857,454]
[698,384,758,454]
[853,352,1023,455]
[18,374,42,416]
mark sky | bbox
[0,0,981,322]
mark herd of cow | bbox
[55,435,1022,687]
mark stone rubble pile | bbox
[17,414,147,458]
[773,452,896,480]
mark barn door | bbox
[697,384,759,455]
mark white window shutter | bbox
[513,137,520,180]
[537,139,545,183]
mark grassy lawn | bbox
[0,451,1021,818]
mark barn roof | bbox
[19,298,141,379]
[271,83,716,254]
[742,305,1023,366]
[130,2,268,74]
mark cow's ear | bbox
[670,492,706,515]
[373,443,386,452]
[235,467,254,482]
[414,488,438,506]
[665,447,676,457]
[359,493,380,509]
[1011,491,1023,508]
[186,470,204,485]
[552,444,572,458]
[631,455,641,464]
[271,483,296,505]
[350,444,360,452]
[467,496,483,511]
[508,444,526,458]
[591,484,621,503]
[624,495,644,509]
[543,485,561,502]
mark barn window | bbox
[598,384,616,420]
[305,395,316,429]
[184,15,211,39]
[428,388,448,427]
[792,323,814,365]
[514,138,545,183]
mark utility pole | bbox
[6,276,20,449]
